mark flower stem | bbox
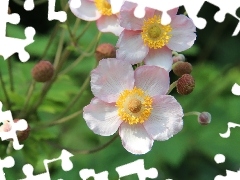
[0,71,11,109]
[184,111,200,117]
[54,75,90,119]
[167,81,177,94]
[32,109,83,131]
[7,58,14,92]
[48,134,119,155]
[74,134,119,154]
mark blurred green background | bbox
[0,1,240,180]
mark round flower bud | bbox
[14,119,31,142]
[177,74,195,95]
[173,54,185,63]
[0,119,30,141]
[198,112,211,125]
[32,60,54,82]
[95,43,116,62]
[172,61,193,77]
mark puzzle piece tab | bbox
[0,0,36,62]
[0,156,15,180]
[116,159,158,180]
[0,102,28,150]
[108,0,240,36]
[20,149,73,180]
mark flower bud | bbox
[32,60,54,82]
[172,61,192,77]
[173,54,185,63]
[0,119,30,141]
[14,119,31,142]
[198,112,211,125]
[177,74,195,95]
[95,43,116,62]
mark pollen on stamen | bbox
[94,0,112,16]
[141,15,172,49]
[116,87,153,125]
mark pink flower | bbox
[69,0,123,36]
[0,120,11,132]
[83,58,183,154]
[116,2,196,71]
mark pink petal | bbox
[83,98,122,136]
[69,0,101,21]
[143,95,183,141]
[167,8,178,19]
[144,47,173,72]
[97,15,124,36]
[119,123,153,154]
[91,58,134,103]
[119,2,154,30]
[167,15,196,51]
[134,65,169,96]
[116,30,149,64]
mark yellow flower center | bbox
[116,87,153,125]
[94,0,112,16]
[141,15,172,49]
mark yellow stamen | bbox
[141,15,172,49]
[94,0,112,16]
[116,87,153,125]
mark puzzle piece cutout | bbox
[116,159,158,180]
[219,122,240,138]
[0,0,68,62]
[214,154,240,180]
[0,156,15,180]
[20,149,73,180]
[97,0,240,36]
[0,0,35,62]
[0,102,28,150]
[231,83,240,96]
[79,169,109,180]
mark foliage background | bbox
[0,1,240,180]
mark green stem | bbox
[74,134,119,154]
[167,81,177,94]
[0,71,11,109]
[7,58,14,92]
[184,111,200,117]
[32,109,83,131]
[55,75,90,119]
[17,80,36,118]
[60,32,101,75]
[48,134,119,155]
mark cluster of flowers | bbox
[67,0,210,154]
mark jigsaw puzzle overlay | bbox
[0,0,67,62]
[1,0,240,179]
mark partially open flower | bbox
[31,60,54,82]
[172,61,192,77]
[69,0,123,36]
[173,54,185,63]
[198,112,211,125]
[95,43,116,62]
[177,74,195,95]
[116,2,196,71]
[83,58,183,154]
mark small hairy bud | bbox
[177,74,195,95]
[32,60,54,82]
[0,119,30,141]
[173,54,185,63]
[172,61,192,77]
[95,43,116,62]
[198,112,211,125]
